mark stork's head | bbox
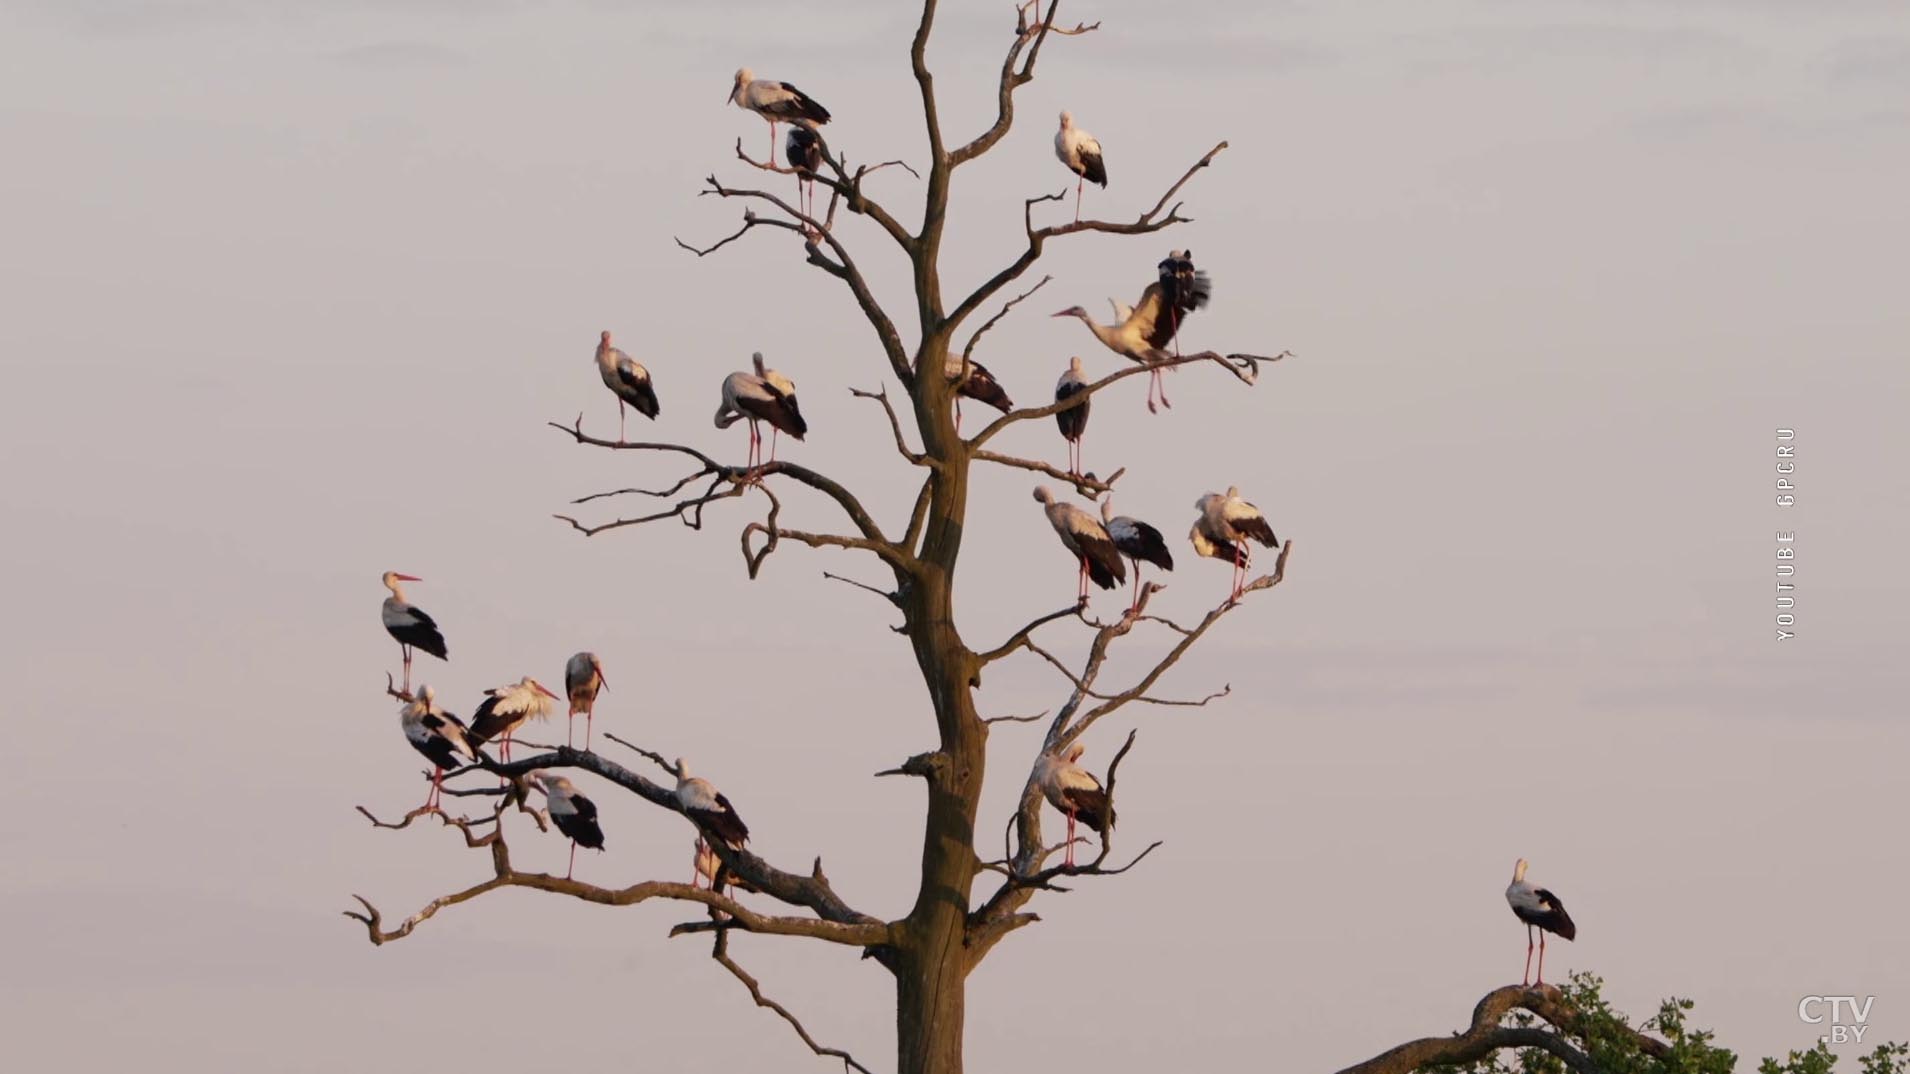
[751,351,768,376]
[382,571,421,593]
[1050,305,1088,322]
[674,758,691,779]
[1225,485,1241,499]
[728,68,752,104]
[1065,742,1086,763]
[528,770,566,795]
[416,684,436,704]
[599,329,612,349]
[1032,486,1055,506]
[1058,110,1073,130]
[522,677,559,701]
[1069,355,1085,374]
[1513,858,1529,883]
[1195,491,1220,513]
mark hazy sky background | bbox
[4,0,1906,1069]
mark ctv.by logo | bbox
[1798,996,1876,1044]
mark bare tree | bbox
[347,4,1294,1072]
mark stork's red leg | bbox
[567,713,574,750]
[619,399,627,443]
[1075,175,1084,223]
[771,426,779,464]
[586,710,594,752]
[1536,931,1548,986]
[567,841,577,881]
[1524,925,1534,986]
[1065,810,1078,867]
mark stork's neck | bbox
[385,578,407,602]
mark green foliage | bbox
[1432,975,1906,1074]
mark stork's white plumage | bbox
[1053,279,1182,413]
[1036,742,1115,867]
[1054,356,1091,476]
[564,651,608,751]
[595,331,658,442]
[715,353,807,474]
[530,770,604,879]
[465,676,559,763]
[1032,486,1126,603]
[728,68,831,159]
[400,685,477,810]
[1190,486,1279,602]
[1054,111,1106,223]
[381,571,447,693]
[676,759,751,885]
[1101,497,1174,612]
[1506,858,1577,987]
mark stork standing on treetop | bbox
[594,331,658,442]
[1101,497,1173,613]
[1036,742,1115,867]
[399,685,478,811]
[714,353,807,474]
[380,572,446,693]
[728,68,831,161]
[1506,858,1577,988]
[1032,486,1125,603]
[563,651,607,751]
[465,676,559,764]
[1054,355,1090,476]
[1054,111,1106,223]
[530,771,605,881]
[1189,486,1280,603]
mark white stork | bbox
[1054,356,1090,475]
[676,759,751,886]
[785,122,823,223]
[1101,497,1174,613]
[564,651,608,751]
[1506,858,1577,987]
[594,331,659,442]
[465,676,559,763]
[1032,486,1126,602]
[1190,486,1280,603]
[944,353,1014,434]
[529,770,605,880]
[380,571,446,693]
[1054,111,1106,223]
[399,684,478,810]
[728,68,831,160]
[1155,249,1212,358]
[715,353,807,473]
[1052,275,1188,413]
[1036,742,1115,867]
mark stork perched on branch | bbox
[1506,858,1577,987]
[1054,356,1090,476]
[1036,743,1114,867]
[564,651,607,751]
[1156,249,1211,357]
[676,759,751,886]
[1032,486,1125,602]
[945,353,1013,434]
[594,331,658,442]
[399,685,477,810]
[380,572,446,693]
[531,771,604,880]
[466,676,559,763]
[1054,111,1106,223]
[784,122,823,224]
[715,353,807,474]
[1190,486,1279,603]
[1101,497,1173,613]
[1053,271,1191,413]
[728,68,831,160]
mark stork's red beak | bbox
[534,681,559,700]
[726,84,739,104]
[393,573,423,581]
[595,666,609,691]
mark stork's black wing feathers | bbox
[776,82,831,124]
[554,795,606,850]
[1054,382,1090,441]
[388,608,449,661]
[1079,149,1107,187]
[785,124,823,176]
[1119,519,1174,571]
[614,365,660,418]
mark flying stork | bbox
[1506,858,1577,987]
[1053,111,1106,223]
[1054,356,1090,476]
[728,68,831,160]
[564,651,608,751]
[1036,742,1115,867]
[1101,497,1174,613]
[714,353,806,474]
[594,331,659,442]
[1032,486,1125,603]
[399,684,478,810]
[1190,486,1279,603]
[530,770,605,880]
[380,571,446,693]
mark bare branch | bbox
[1331,985,1671,1074]
[976,603,1083,666]
[711,932,876,1074]
[850,386,928,467]
[950,2,1099,168]
[676,217,756,257]
[959,275,1051,365]
[972,450,1124,499]
[983,709,1049,726]
[966,349,1288,450]
[733,136,918,254]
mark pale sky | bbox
[3,1,1907,1070]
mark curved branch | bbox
[710,931,877,1074]
[1332,985,1669,1074]
[851,386,928,467]
[733,136,917,255]
[976,603,1084,666]
[972,450,1124,499]
[959,275,1051,365]
[965,349,1287,450]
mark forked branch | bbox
[711,931,876,1074]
